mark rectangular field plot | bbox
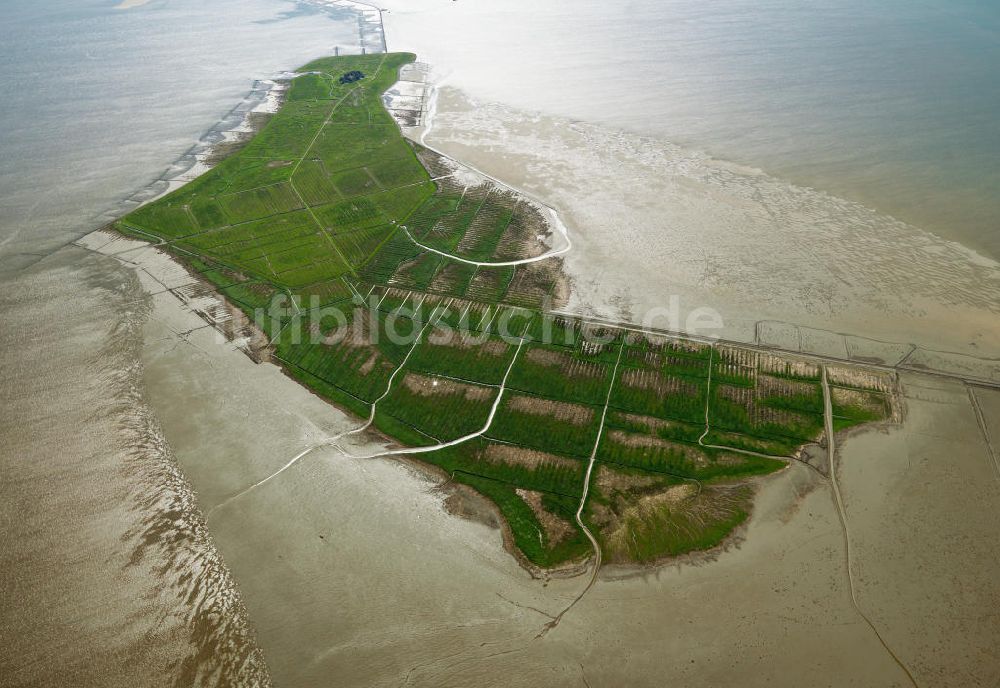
[374,288,443,325]
[333,225,396,269]
[286,72,336,101]
[411,143,462,179]
[275,308,419,406]
[216,157,298,193]
[292,160,341,206]
[422,438,587,500]
[507,343,618,405]
[755,374,824,414]
[125,202,198,239]
[405,328,516,385]
[368,181,435,223]
[830,385,892,423]
[522,319,623,351]
[465,265,514,303]
[503,260,567,309]
[452,194,514,260]
[243,235,333,273]
[597,427,713,477]
[707,383,825,451]
[431,299,496,332]
[415,187,489,247]
[270,255,353,287]
[367,154,430,191]
[397,297,522,338]
[331,167,382,197]
[490,202,553,262]
[236,105,328,162]
[312,197,386,233]
[318,130,413,181]
[359,232,423,284]
[737,348,822,381]
[292,277,354,308]
[230,233,350,285]
[604,411,705,445]
[621,334,711,377]
[484,306,534,338]
[609,366,708,424]
[426,261,477,298]
[376,372,497,442]
[484,393,601,458]
[189,197,227,230]
[183,214,316,257]
[386,251,445,290]
[524,315,585,347]
[218,182,304,224]
[699,428,797,458]
[402,192,462,237]
[597,425,783,481]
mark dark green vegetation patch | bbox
[119,53,895,569]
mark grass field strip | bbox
[288,53,390,277]
[115,54,905,568]
[538,343,625,637]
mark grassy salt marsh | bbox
[117,53,896,569]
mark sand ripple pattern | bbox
[109,273,271,686]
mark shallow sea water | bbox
[382,0,1000,261]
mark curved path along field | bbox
[401,222,571,268]
[537,343,624,637]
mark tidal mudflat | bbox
[123,244,976,686]
[416,88,1000,368]
[82,191,1000,687]
[836,375,1000,685]
[0,247,268,686]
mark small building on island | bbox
[339,70,365,85]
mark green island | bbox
[116,53,895,569]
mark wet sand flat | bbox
[837,375,1000,686]
[416,88,1000,363]
[123,237,999,687]
[0,247,267,686]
